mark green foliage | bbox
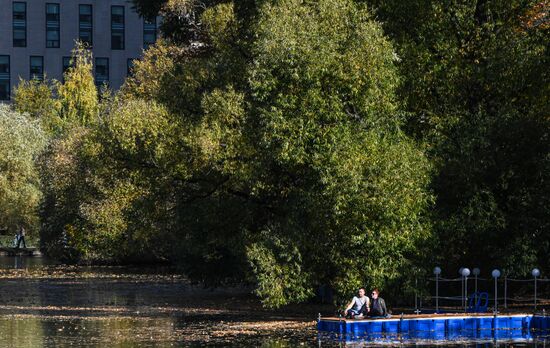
[201,2,238,51]
[28,43,102,258]
[0,106,47,233]
[243,0,432,306]
[39,0,431,309]
[40,98,179,261]
[13,78,56,119]
[131,0,166,18]
[122,40,179,103]
[33,0,548,309]
[247,233,313,309]
[366,0,549,277]
[13,43,99,134]
[131,0,225,45]
[39,126,91,259]
[57,44,99,126]
[13,78,63,134]
[195,87,249,172]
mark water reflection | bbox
[0,256,546,347]
[0,255,58,269]
[0,255,319,347]
[316,336,550,348]
[317,326,550,347]
[0,317,179,347]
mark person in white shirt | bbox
[344,287,370,319]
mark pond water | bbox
[0,256,547,347]
[0,256,319,347]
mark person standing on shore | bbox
[15,226,26,249]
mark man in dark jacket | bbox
[15,226,26,248]
[369,288,388,317]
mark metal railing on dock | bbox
[413,267,549,314]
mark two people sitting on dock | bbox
[14,226,26,249]
[344,288,389,319]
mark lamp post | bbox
[459,268,465,309]
[461,268,471,312]
[473,268,480,309]
[492,269,501,314]
[434,267,442,313]
[415,276,418,313]
[532,268,540,311]
[504,272,507,309]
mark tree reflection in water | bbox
[0,256,318,346]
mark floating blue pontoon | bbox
[318,314,550,343]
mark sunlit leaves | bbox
[57,44,99,126]
[246,0,432,306]
[0,106,47,232]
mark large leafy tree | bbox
[21,0,432,307]
[113,0,431,307]
[31,45,101,259]
[0,106,47,234]
[244,0,432,307]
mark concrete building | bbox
[0,0,159,101]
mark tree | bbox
[36,44,101,258]
[0,105,47,234]
[121,0,432,307]
[13,78,57,119]
[243,0,432,307]
[131,0,166,18]
[57,44,99,126]
[131,0,225,45]
[28,0,549,308]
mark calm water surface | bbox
[0,256,547,347]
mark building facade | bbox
[0,0,158,101]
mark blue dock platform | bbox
[318,313,550,343]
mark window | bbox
[62,56,73,82]
[79,4,93,46]
[13,2,27,47]
[95,58,109,87]
[30,56,44,80]
[111,6,125,50]
[0,56,10,101]
[127,58,136,77]
[46,3,60,48]
[143,17,157,49]
[62,57,72,74]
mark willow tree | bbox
[30,44,101,258]
[241,0,432,307]
[13,43,98,134]
[0,106,47,234]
